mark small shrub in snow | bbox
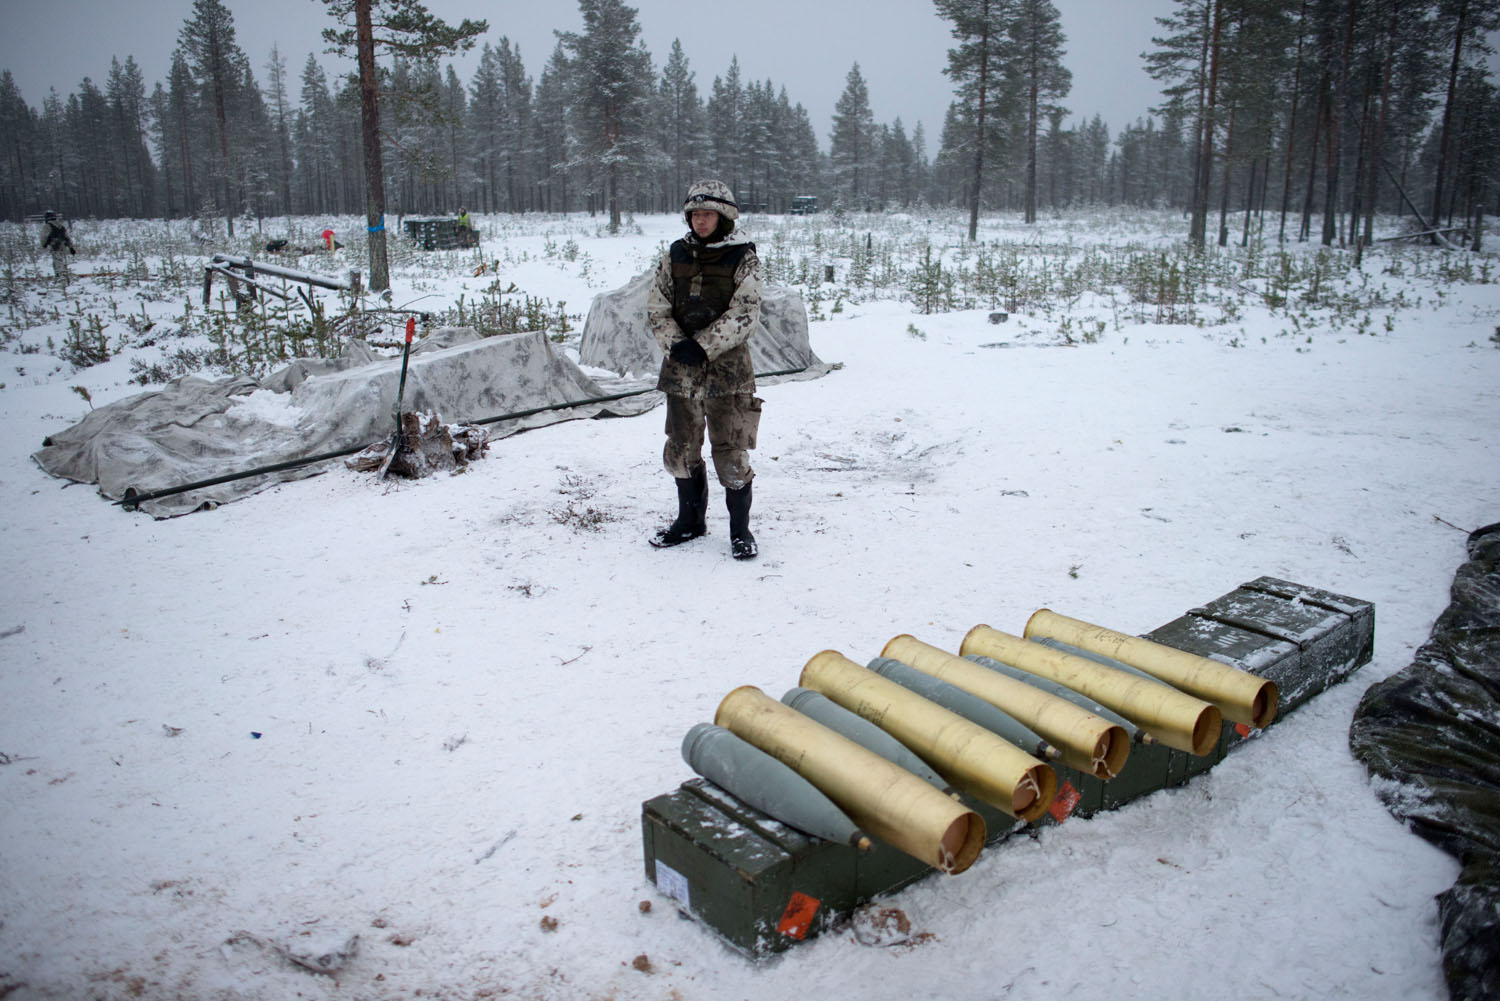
[60,313,110,369]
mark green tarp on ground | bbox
[1350,521,1500,1001]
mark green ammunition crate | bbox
[1149,576,1374,712]
[642,577,1374,957]
[400,216,478,250]
[641,778,857,957]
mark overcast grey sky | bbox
[40,0,1500,158]
[0,0,1193,150]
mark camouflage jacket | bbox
[647,233,761,398]
[42,220,75,253]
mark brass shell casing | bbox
[799,651,1057,823]
[961,625,1222,756]
[882,634,1130,779]
[715,685,985,874]
[1024,609,1278,729]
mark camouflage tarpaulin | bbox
[32,327,655,517]
[579,271,828,383]
[1350,521,1500,1001]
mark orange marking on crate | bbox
[1049,781,1082,823]
[777,891,821,940]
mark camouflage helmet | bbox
[683,179,739,223]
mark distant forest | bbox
[1,0,1496,250]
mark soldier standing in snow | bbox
[646,179,764,560]
[41,211,76,285]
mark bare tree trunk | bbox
[178,100,195,214]
[1189,0,1222,248]
[1241,155,1257,247]
[1024,30,1039,225]
[1361,2,1397,252]
[1300,76,1328,240]
[609,160,621,233]
[356,0,389,291]
[1279,0,1309,243]
[607,111,621,233]
[212,62,233,236]
[1257,152,1272,239]
[1473,181,1486,252]
[1350,76,1373,260]
[1321,0,1357,247]
[1218,99,1237,246]
[1431,0,1468,243]
[967,13,993,242]
[1446,120,1466,227]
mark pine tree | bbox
[1041,107,1070,207]
[106,57,155,217]
[265,46,295,216]
[1429,0,1500,240]
[1010,0,1070,223]
[706,57,745,196]
[741,78,776,211]
[911,120,931,203]
[0,72,34,219]
[496,41,533,212]
[829,63,875,210]
[784,97,822,204]
[886,118,917,207]
[557,0,655,233]
[178,0,250,236]
[657,39,703,208]
[165,51,201,217]
[442,65,469,211]
[1146,0,1216,245]
[469,43,504,213]
[934,0,1013,239]
[321,0,487,290]
[533,43,572,213]
[294,55,337,213]
[70,79,111,218]
[232,59,274,223]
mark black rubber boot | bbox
[726,482,757,560]
[650,466,709,548]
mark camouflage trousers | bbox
[51,248,70,284]
[662,393,762,490]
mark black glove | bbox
[669,338,708,367]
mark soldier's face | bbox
[690,210,719,238]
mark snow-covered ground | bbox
[1,210,1496,1000]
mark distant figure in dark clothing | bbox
[42,211,75,284]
